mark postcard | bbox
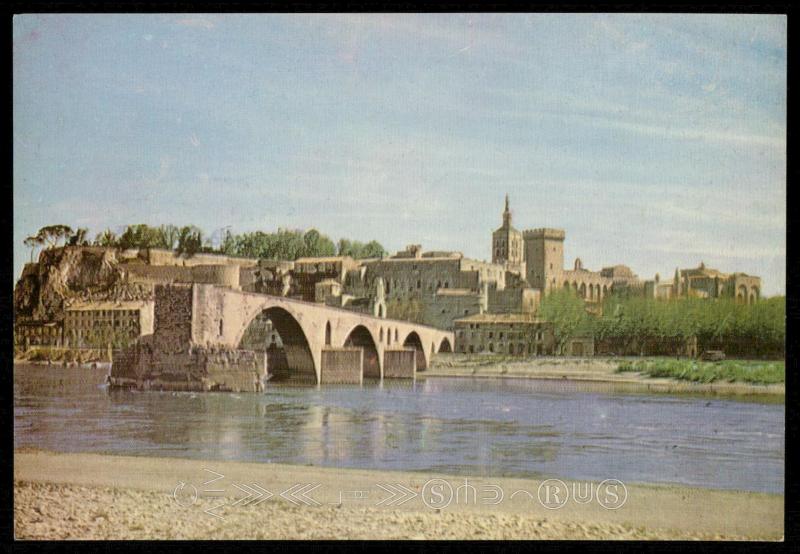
[12,13,786,540]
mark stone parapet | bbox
[522,228,565,240]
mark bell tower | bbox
[492,194,525,276]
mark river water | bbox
[13,364,784,494]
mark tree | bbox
[94,229,118,247]
[337,238,355,257]
[219,229,237,256]
[337,238,386,259]
[156,224,180,250]
[537,288,592,354]
[23,234,44,263]
[302,229,336,258]
[67,228,90,246]
[360,240,387,259]
[175,225,204,257]
[35,225,74,249]
[117,224,163,250]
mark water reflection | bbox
[13,364,784,493]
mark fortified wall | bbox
[124,263,241,289]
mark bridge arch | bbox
[238,306,316,382]
[439,337,453,353]
[403,331,428,371]
[344,324,381,379]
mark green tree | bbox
[302,229,336,258]
[538,288,592,354]
[117,224,163,250]
[156,224,180,250]
[175,225,204,257]
[93,229,118,247]
[360,240,387,259]
[337,238,387,259]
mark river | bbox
[13,364,784,494]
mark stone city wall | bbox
[142,248,258,268]
[125,264,240,289]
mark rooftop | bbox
[65,300,151,311]
[294,256,356,264]
[435,288,478,296]
[454,312,544,324]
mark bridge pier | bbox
[383,348,417,380]
[320,347,363,384]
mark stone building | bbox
[363,246,506,300]
[14,321,63,348]
[486,285,540,314]
[600,265,643,295]
[422,288,487,330]
[492,194,526,276]
[521,227,613,303]
[322,276,388,319]
[63,300,154,348]
[559,257,614,304]
[240,260,295,296]
[644,263,761,304]
[292,256,360,302]
[453,313,556,356]
[487,197,621,304]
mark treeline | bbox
[594,294,784,358]
[538,289,785,358]
[23,224,387,261]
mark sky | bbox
[13,14,787,295]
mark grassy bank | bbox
[616,359,784,385]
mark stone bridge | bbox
[112,284,454,389]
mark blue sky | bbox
[13,14,786,295]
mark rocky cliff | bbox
[14,246,152,322]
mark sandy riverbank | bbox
[424,356,785,397]
[14,450,783,540]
